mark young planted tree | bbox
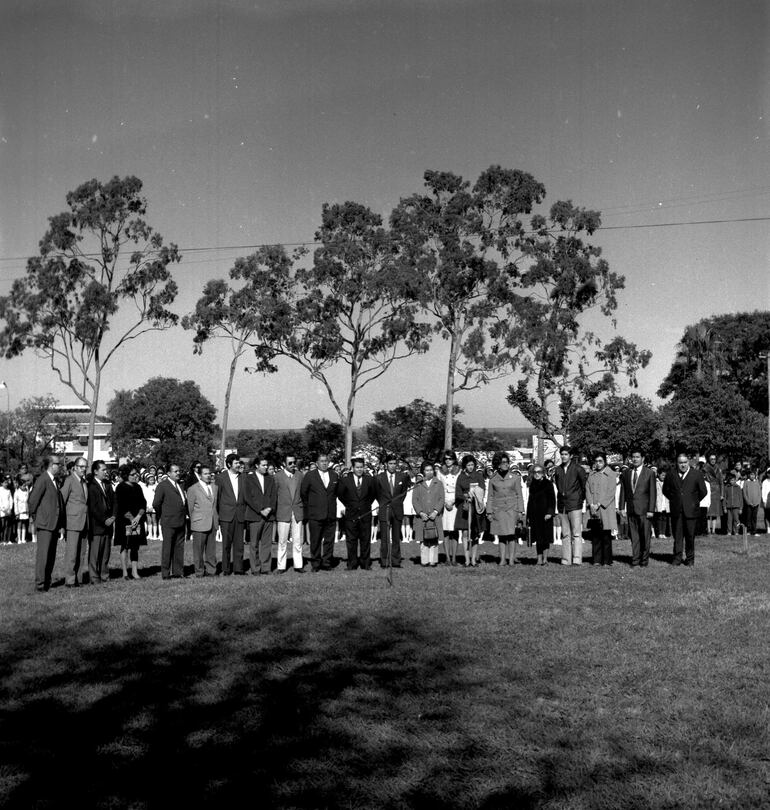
[181,245,296,463]
[249,202,430,464]
[390,166,546,450]
[503,201,651,458]
[0,176,180,459]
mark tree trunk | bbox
[220,351,240,465]
[444,331,459,451]
[88,365,101,462]
[344,383,356,466]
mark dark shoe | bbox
[294,566,305,573]
[273,569,286,575]
[362,565,372,571]
[392,563,402,568]
[250,571,260,576]
[161,575,171,580]
[233,571,245,576]
[123,575,130,581]
[310,567,320,573]
[672,558,682,566]
[683,560,694,567]
[223,571,232,577]
[640,562,649,567]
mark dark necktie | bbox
[632,469,638,491]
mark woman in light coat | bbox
[412,461,445,567]
[486,453,525,566]
[586,452,617,566]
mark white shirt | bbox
[319,470,329,487]
[228,469,239,499]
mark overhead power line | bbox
[0,214,768,273]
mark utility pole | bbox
[761,352,770,464]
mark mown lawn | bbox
[1,534,769,809]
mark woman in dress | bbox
[703,454,724,534]
[486,453,525,566]
[455,454,486,567]
[141,473,158,540]
[401,463,416,544]
[412,461,444,567]
[526,464,556,565]
[440,451,461,566]
[586,452,617,567]
[114,465,147,580]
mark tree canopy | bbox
[106,377,217,469]
[182,245,297,462]
[0,176,180,458]
[390,166,546,449]
[504,201,651,446]
[246,202,431,463]
[567,395,663,460]
[658,377,767,463]
[658,311,770,415]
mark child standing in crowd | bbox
[742,470,761,537]
[723,472,743,536]
[14,478,30,543]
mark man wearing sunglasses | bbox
[61,457,90,587]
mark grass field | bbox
[1,534,769,809]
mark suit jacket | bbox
[28,471,65,531]
[662,468,708,520]
[60,472,89,532]
[243,472,277,522]
[300,469,340,521]
[375,471,411,520]
[153,479,188,528]
[87,478,115,537]
[216,470,245,523]
[336,473,376,522]
[554,462,587,512]
[275,469,304,522]
[187,480,219,533]
[619,466,657,515]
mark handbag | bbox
[422,519,438,542]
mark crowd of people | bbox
[2,446,769,592]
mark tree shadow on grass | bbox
[1,602,762,809]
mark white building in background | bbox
[47,405,116,465]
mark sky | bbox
[0,0,768,432]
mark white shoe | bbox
[553,539,562,545]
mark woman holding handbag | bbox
[413,461,445,567]
[114,465,147,580]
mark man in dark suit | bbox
[274,454,304,573]
[29,457,65,592]
[300,453,340,572]
[337,457,376,570]
[663,454,708,566]
[153,463,187,579]
[242,456,277,575]
[61,457,90,587]
[375,454,411,569]
[619,448,657,567]
[87,460,115,584]
[216,453,245,575]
